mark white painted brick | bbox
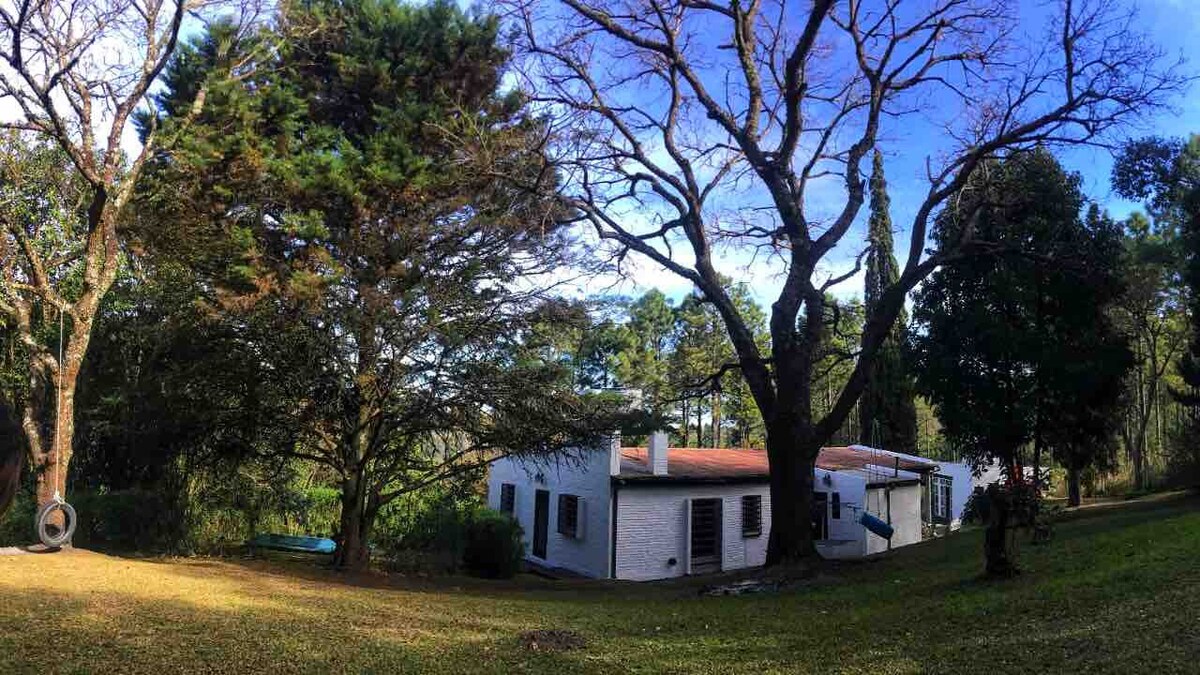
[489,448,929,580]
[488,449,612,578]
[614,484,773,581]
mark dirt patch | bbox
[0,544,68,555]
[519,629,586,652]
[701,579,785,596]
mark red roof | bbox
[618,445,936,481]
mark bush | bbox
[371,474,486,572]
[71,489,185,552]
[1,488,183,552]
[0,491,35,547]
[462,509,524,579]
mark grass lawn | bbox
[1,493,1197,674]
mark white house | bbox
[487,433,961,581]
[933,461,977,528]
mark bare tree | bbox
[0,0,211,518]
[508,0,1186,565]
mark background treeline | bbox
[2,0,1198,569]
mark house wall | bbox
[615,470,871,579]
[936,462,977,527]
[488,449,934,580]
[815,469,868,559]
[487,449,612,578]
[613,483,772,581]
[864,483,924,555]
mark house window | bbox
[742,495,762,537]
[832,492,841,520]
[500,483,515,514]
[931,475,952,523]
[557,494,581,538]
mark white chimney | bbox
[648,431,669,476]
[621,388,644,410]
[609,432,622,476]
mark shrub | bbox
[71,490,184,552]
[462,509,524,579]
[963,479,1042,578]
[0,491,35,546]
[371,474,486,572]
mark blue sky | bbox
[562,0,1200,309]
[105,0,1200,311]
[108,0,1200,311]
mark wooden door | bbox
[812,492,829,541]
[533,489,549,559]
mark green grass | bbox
[1,493,1197,674]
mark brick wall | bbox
[487,449,613,578]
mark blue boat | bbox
[247,534,337,555]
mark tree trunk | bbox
[1131,441,1145,491]
[983,490,1016,578]
[333,471,372,571]
[681,400,690,446]
[36,374,79,511]
[27,323,88,531]
[712,391,721,448]
[764,426,819,569]
[1066,465,1082,507]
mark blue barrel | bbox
[860,511,894,540]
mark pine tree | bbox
[138,0,615,570]
[859,150,919,453]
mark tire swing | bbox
[36,498,76,549]
[35,309,76,550]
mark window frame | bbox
[931,475,952,523]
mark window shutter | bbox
[556,495,582,538]
[683,498,693,575]
[741,495,762,537]
[500,484,515,514]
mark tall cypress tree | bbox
[859,150,919,453]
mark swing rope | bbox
[55,307,63,503]
[868,420,883,516]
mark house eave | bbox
[610,474,772,487]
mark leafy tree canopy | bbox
[135,0,620,569]
[911,149,1131,485]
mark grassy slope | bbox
[0,494,1197,674]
